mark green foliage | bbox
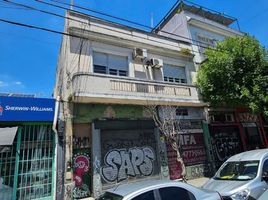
[197,35,268,116]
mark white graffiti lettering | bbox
[101,147,155,182]
[179,134,196,146]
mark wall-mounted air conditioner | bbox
[150,58,163,68]
[133,48,147,60]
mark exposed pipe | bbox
[52,96,60,200]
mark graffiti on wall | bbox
[210,127,242,168]
[72,150,91,199]
[211,135,240,162]
[101,147,155,182]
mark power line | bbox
[49,0,152,31]
[0,17,87,40]
[3,0,213,54]
[35,0,223,49]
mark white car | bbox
[96,179,223,200]
[203,149,268,200]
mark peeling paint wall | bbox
[74,104,146,123]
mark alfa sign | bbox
[0,96,55,121]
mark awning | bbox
[0,127,18,146]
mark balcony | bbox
[71,72,204,106]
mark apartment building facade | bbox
[155,0,268,169]
[54,9,206,198]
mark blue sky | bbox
[0,0,267,97]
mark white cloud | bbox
[0,75,25,89]
[0,81,8,87]
[14,81,22,85]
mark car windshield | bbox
[96,192,123,200]
[214,161,259,181]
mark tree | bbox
[145,104,186,180]
[197,35,268,116]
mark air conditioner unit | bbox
[150,58,163,68]
[133,48,147,60]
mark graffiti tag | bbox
[101,147,155,182]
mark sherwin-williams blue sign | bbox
[0,96,55,122]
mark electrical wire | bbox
[35,0,225,49]
[2,0,215,55]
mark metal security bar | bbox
[0,129,19,200]
[0,124,55,200]
[15,125,55,200]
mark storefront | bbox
[203,109,244,170]
[166,120,207,180]
[236,110,268,150]
[72,104,166,198]
[0,96,55,200]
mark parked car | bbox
[258,189,268,200]
[96,179,223,200]
[203,149,268,200]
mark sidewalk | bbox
[187,177,210,187]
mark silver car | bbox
[203,149,268,200]
[96,179,222,200]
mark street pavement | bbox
[187,177,210,187]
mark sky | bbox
[0,0,267,97]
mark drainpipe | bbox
[53,96,60,200]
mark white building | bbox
[54,9,206,199]
[154,0,244,171]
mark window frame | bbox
[162,63,187,84]
[93,51,129,77]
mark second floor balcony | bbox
[71,72,205,106]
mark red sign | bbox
[181,133,206,165]
[166,143,183,180]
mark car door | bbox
[157,186,196,200]
[251,159,268,199]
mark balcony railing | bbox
[72,72,203,105]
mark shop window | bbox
[209,113,234,123]
[0,125,55,200]
[93,52,128,77]
[176,108,188,116]
[163,64,187,84]
[243,124,263,150]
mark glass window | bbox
[176,108,188,116]
[159,187,196,200]
[96,192,123,200]
[93,52,128,76]
[132,190,155,200]
[242,124,263,150]
[214,161,259,181]
[163,64,186,84]
[262,160,268,174]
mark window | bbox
[214,161,259,181]
[176,108,188,116]
[163,64,186,84]
[132,190,156,200]
[262,160,268,175]
[159,187,196,200]
[96,192,123,200]
[93,52,128,76]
